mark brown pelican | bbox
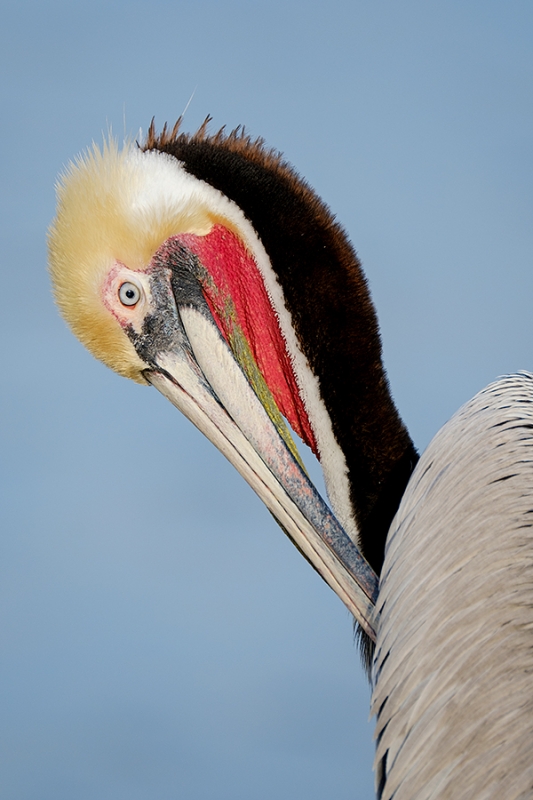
[48,120,533,798]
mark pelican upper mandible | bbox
[48,119,533,798]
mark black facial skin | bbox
[154,239,211,315]
[125,241,212,368]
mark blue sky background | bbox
[1,2,532,798]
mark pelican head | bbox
[48,138,228,382]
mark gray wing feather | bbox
[372,373,533,799]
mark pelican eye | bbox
[119,282,141,307]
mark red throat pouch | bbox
[178,225,318,456]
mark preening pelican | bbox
[48,120,533,798]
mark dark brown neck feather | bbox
[143,119,418,578]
